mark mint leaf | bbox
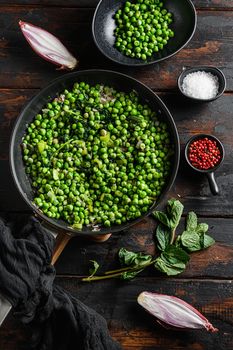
[186,212,198,231]
[162,245,190,265]
[154,257,186,276]
[118,248,137,266]
[153,199,183,231]
[203,234,215,249]
[156,223,171,251]
[153,211,170,227]
[118,248,152,268]
[120,269,144,280]
[117,248,153,281]
[167,199,184,230]
[196,223,209,234]
[179,215,214,252]
[175,235,182,247]
[180,230,202,252]
[154,245,190,276]
[88,260,100,278]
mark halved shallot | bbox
[19,20,78,70]
[137,292,218,332]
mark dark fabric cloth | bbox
[0,217,122,350]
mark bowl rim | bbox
[92,0,197,67]
[177,66,226,102]
[184,133,225,173]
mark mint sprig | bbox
[82,199,215,282]
[153,198,184,244]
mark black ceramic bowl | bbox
[185,134,225,195]
[92,0,197,66]
[178,66,226,102]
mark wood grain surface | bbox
[0,8,233,90]
[1,213,233,278]
[54,216,233,279]
[1,279,233,350]
[0,1,233,350]
[1,1,233,9]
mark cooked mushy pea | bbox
[22,82,173,229]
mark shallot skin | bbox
[19,20,78,70]
[137,292,218,333]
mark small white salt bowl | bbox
[178,66,226,102]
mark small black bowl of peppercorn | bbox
[185,134,225,195]
[92,0,197,66]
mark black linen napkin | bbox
[0,217,122,350]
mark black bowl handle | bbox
[206,172,219,195]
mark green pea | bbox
[23,80,172,228]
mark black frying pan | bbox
[10,70,180,239]
[92,0,197,66]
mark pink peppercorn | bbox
[188,137,221,170]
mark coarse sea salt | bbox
[182,71,219,100]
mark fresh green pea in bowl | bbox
[92,0,197,66]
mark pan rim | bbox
[10,69,180,235]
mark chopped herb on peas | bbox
[22,82,173,228]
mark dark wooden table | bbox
[1,1,233,349]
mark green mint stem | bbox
[82,271,128,282]
[104,266,134,275]
[170,228,176,245]
[82,260,156,282]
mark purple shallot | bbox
[138,292,218,333]
[19,20,78,70]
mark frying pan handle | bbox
[38,221,71,265]
[40,221,112,265]
[51,232,71,265]
[50,232,112,265]
[206,172,219,195]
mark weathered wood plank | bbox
[0,9,233,89]
[0,90,232,214]
[0,279,232,349]
[0,0,98,6]
[195,0,233,8]
[0,3,232,350]
[1,212,233,278]
[1,1,233,10]
[56,278,233,350]
[55,216,233,278]
[161,92,233,216]
[0,89,36,161]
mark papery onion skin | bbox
[19,20,78,70]
[137,292,218,333]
